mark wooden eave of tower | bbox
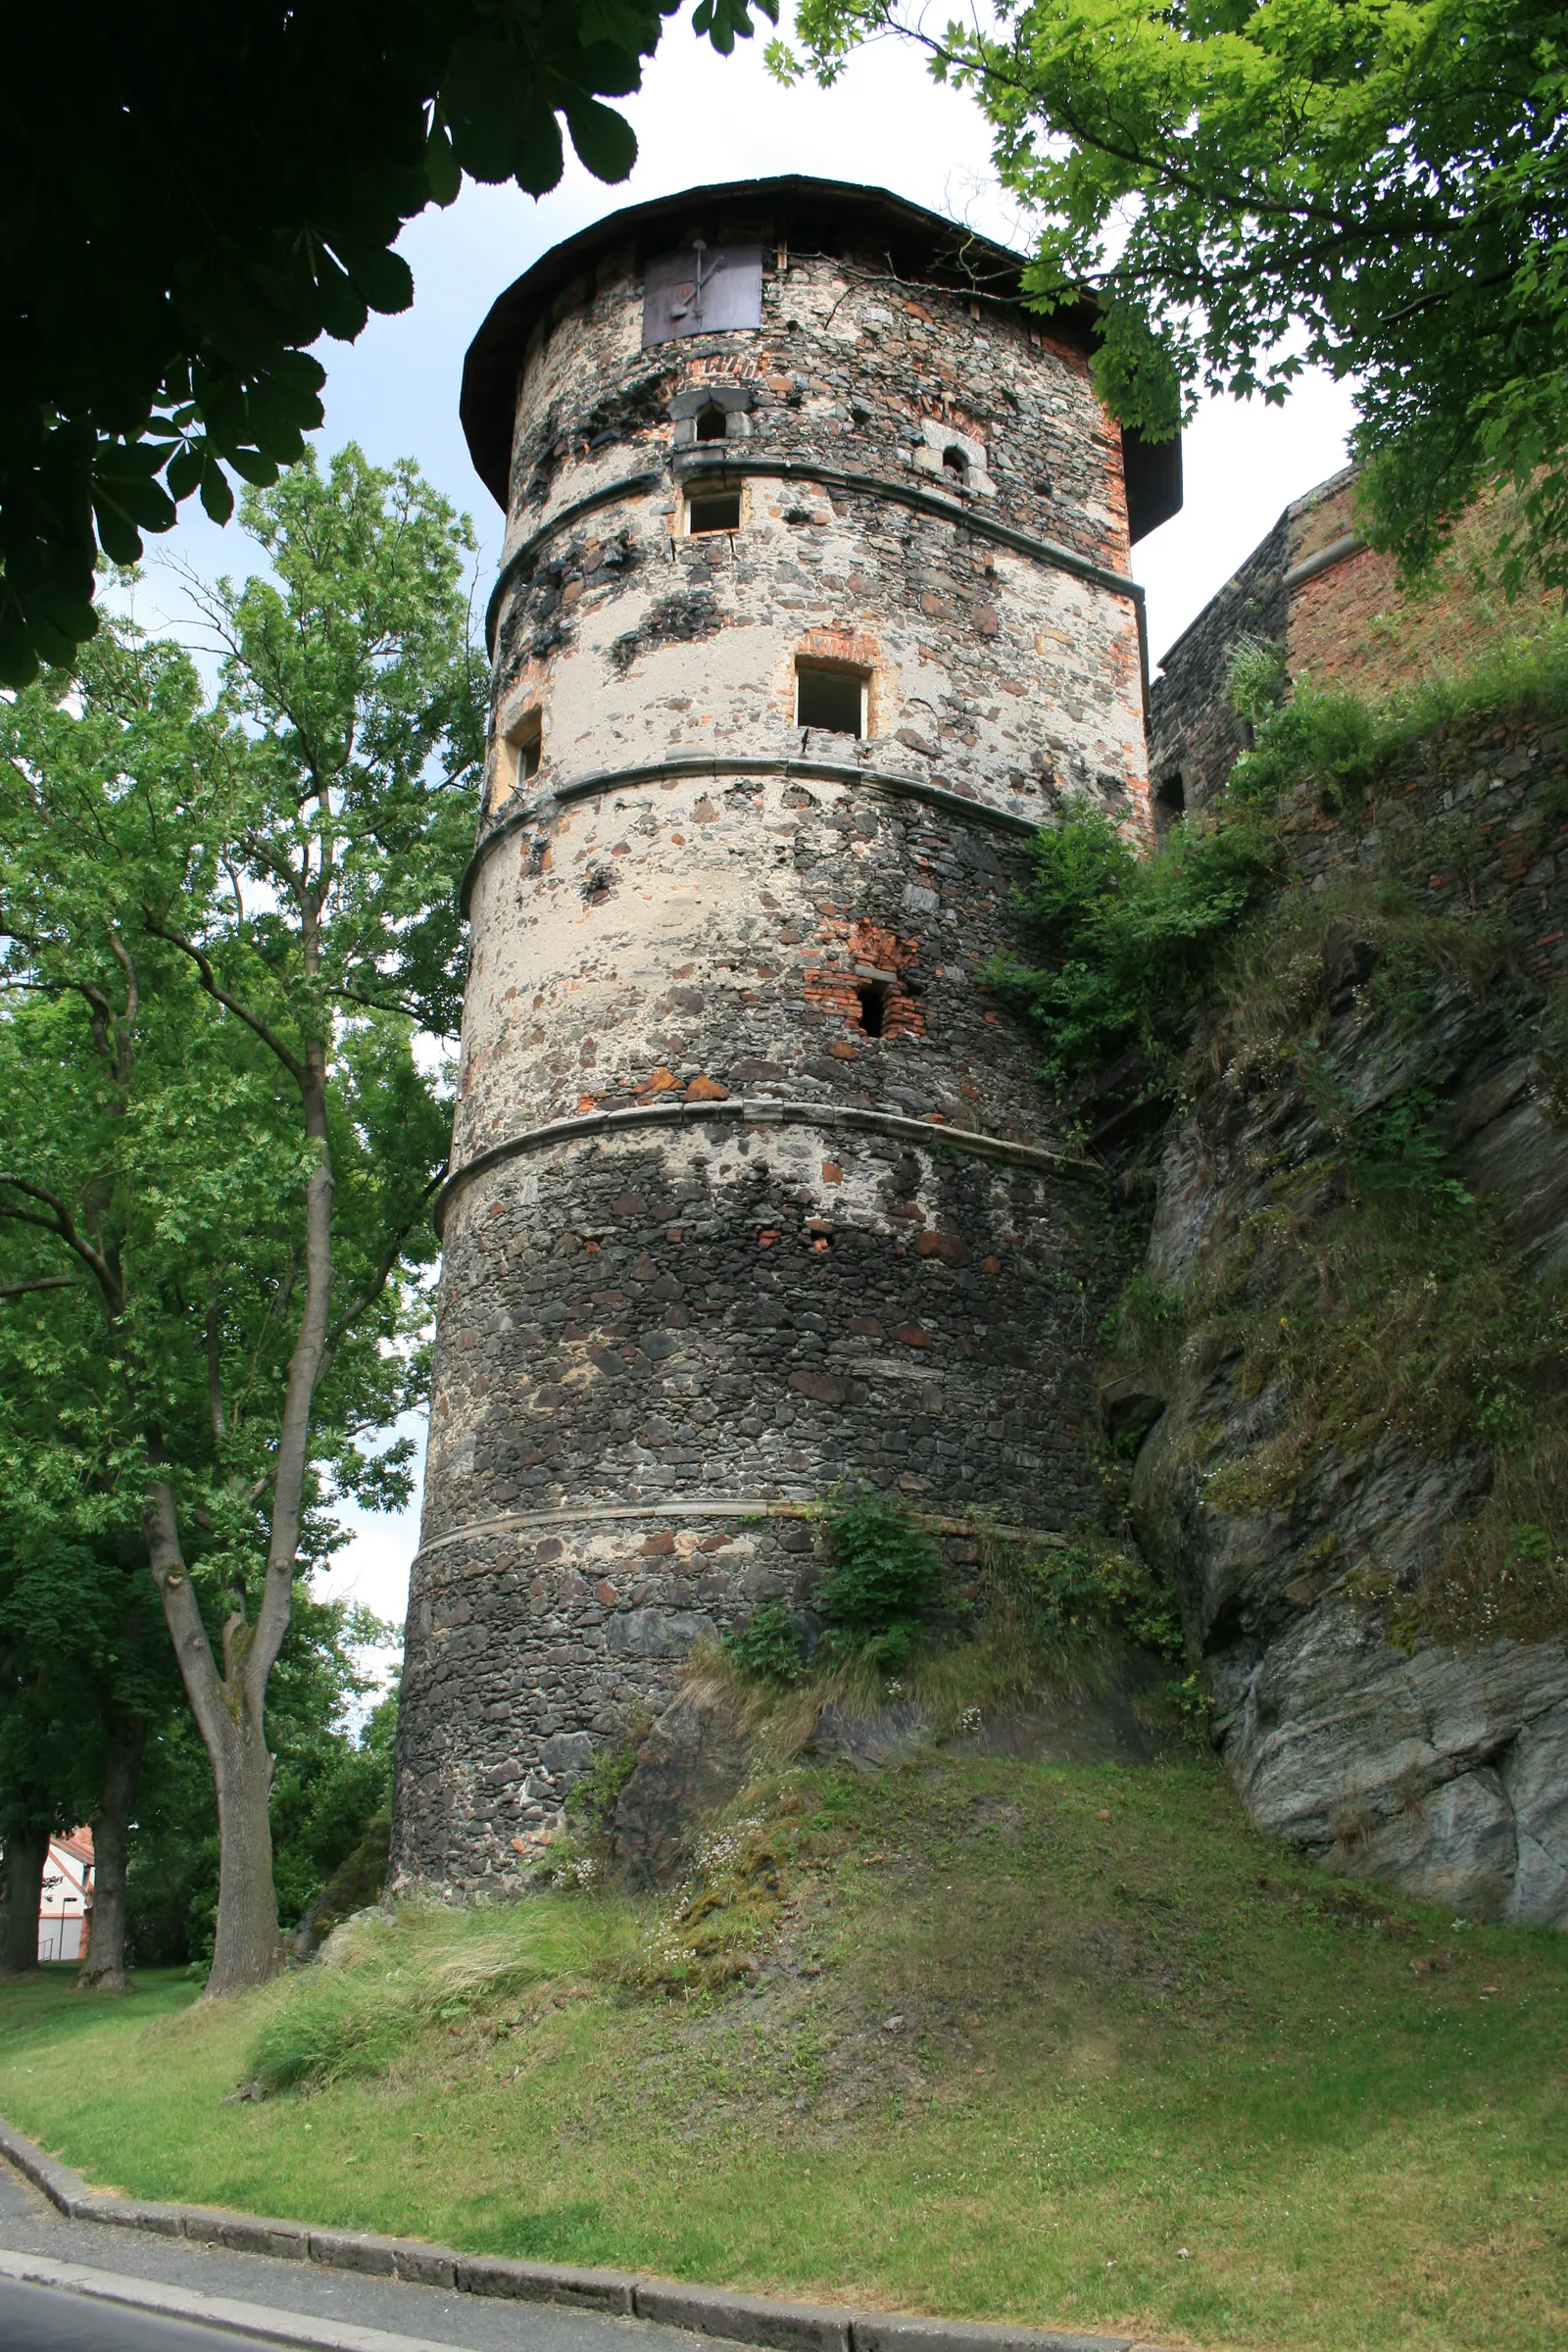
[459,174,1182,546]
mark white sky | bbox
[144,21,1358,1634]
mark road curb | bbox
[0,2113,1162,2352]
[0,2246,481,2351]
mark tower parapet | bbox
[393,177,1172,1890]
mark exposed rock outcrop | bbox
[806,1652,1182,1773]
[610,1681,752,1890]
[1122,711,1568,1925]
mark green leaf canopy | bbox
[776,0,1568,586]
[0,0,777,690]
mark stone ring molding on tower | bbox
[392,176,1180,1891]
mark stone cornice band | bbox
[1282,530,1368,593]
[460,751,1041,915]
[676,452,1148,612]
[483,457,1147,658]
[414,1494,1069,1566]
[433,1096,1099,1238]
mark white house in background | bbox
[38,1829,93,1963]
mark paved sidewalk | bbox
[0,2163,700,2352]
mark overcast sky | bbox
[146,22,1358,1633]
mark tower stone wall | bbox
[392,177,1168,1891]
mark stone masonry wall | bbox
[397,1126,1113,1886]
[1277,707,1568,996]
[1145,513,1289,817]
[393,185,1150,1892]
[482,242,1146,850]
[425,1127,1110,1536]
[456,775,1056,1168]
[1150,464,1562,815]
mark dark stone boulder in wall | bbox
[610,1682,752,1891]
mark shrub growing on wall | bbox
[813,1491,943,1671]
[992,799,1280,1091]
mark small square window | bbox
[496,709,542,804]
[796,662,865,738]
[686,488,741,535]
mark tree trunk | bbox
[143,1474,286,1999]
[74,1714,146,1993]
[0,1824,50,1977]
[140,1036,334,1999]
[207,1712,285,1997]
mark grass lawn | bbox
[0,1753,1563,2352]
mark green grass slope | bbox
[0,1753,1563,2352]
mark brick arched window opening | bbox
[694,403,727,443]
[857,980,890,1036]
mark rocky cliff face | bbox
[1117,705,1568,1926]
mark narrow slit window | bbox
[686,488,741,534]
[694,404,727,443]
[796,662,866,738]
[856,981,889,1036]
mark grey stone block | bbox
[387,2241,461,2288]
[172,2207,234,2244]
[0,2123,83,2215]
[455,2254,637,2311]
[79,2198,185,2237]
[634,2280,852,2352]
[216,2214,310,2259]
[854,2325,1133,2352]
[539,1730,595,1780]
[307,2227,398,2277]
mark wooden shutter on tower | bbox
[641,245,763,346]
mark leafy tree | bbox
[0,1514,179,1990]
[0,447,479,1992]
[2,0,776,689]
[775,0,1568,586]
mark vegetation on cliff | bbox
[1007,620,1568,1652]
[714,1494,1189,1728]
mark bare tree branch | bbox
[324,1175,443,1351]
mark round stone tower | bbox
[392,175,1178,1889]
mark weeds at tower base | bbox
[717,1488,1193,1727]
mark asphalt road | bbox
[0,2272,262,2349]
